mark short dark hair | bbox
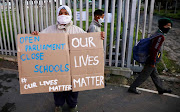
[94,9,104,16]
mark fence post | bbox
[3,0,11,55]
[115,0,122,67]
[121,0,130,67]
[7,0,15,55]
[11,0,17,52]
[142,0,148,39]
[73,0,77,25]
[133,0,141,66]
[127,0,137,68]
[86,0,89,31]
[68,0,71,8]
[40,0,44,31]
[148,0,155,37]
[0,5,3,54]
[0,29,3,54]
[158,2,161,14]
[11,0,17,51]
[92,0,95,20]
[24,0,30,34]
[45,0,49,28]
[99,0,102,9]
[29,0,34,32]
[80,0,83,28]
[0,3,6,55]
[103,0,109,66]
[20,0,25,34]
[62,0,66,5]
[35,0,39,31]
[16,0,21,34]
[165,2,168,13]
[108,0,116,66]
[174,0,177,14]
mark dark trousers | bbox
[130,64,164,92]
[53,91,78,108]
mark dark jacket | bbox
[146,30,165,65]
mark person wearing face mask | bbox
[32,5,105,112]
[32,5,85,34]
[128,18,173,95]
[87,9,105,32]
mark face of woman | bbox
[57,9,71,25]
[59,9,69,16]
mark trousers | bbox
[130,64,164,91]
[53,91,78,108]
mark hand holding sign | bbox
[17,32,104,94]
[31,31,39,35]
[101,32,105,40]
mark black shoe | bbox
[128,88,141,94]
[158,89,172,94]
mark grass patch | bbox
[154,9,180,19]
[157,50,180,74]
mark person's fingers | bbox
[32,31,35,35]
[101,32,103,36]
[31,31,39,35]
[101,32,105,38]
[101,36,104,40]
[35,31,39,35]
[100,32,105,40]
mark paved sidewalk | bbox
[0,68,180,112]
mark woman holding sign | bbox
[32,5,104,112]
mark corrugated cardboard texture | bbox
[17,32,104,94]
[72,74,104,92]
[18,33,69,52]
[68,32,103,50]
[70,49,104,75]
[20,75,71,94]
[17,33,71,94]
[69,32,104,91]
[18,50,70,77]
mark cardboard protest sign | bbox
[17,32,104,94]
[69,32,104,91]
[17,33,71,94]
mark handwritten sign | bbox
[17,32,104,94]
[17,33,71,94]
[69,32,104,91]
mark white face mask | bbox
[98,18,104,24]
[57,15,71,24]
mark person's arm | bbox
[101,32,105,40]
[32,25,56,35]
[149,35,165,67]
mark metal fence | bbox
[0,0,155,70]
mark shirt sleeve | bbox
[149,35,165,65]
[40,29,47,33]
[39,25,56,33]
[79,28,87,33]
[88,25,96,32]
